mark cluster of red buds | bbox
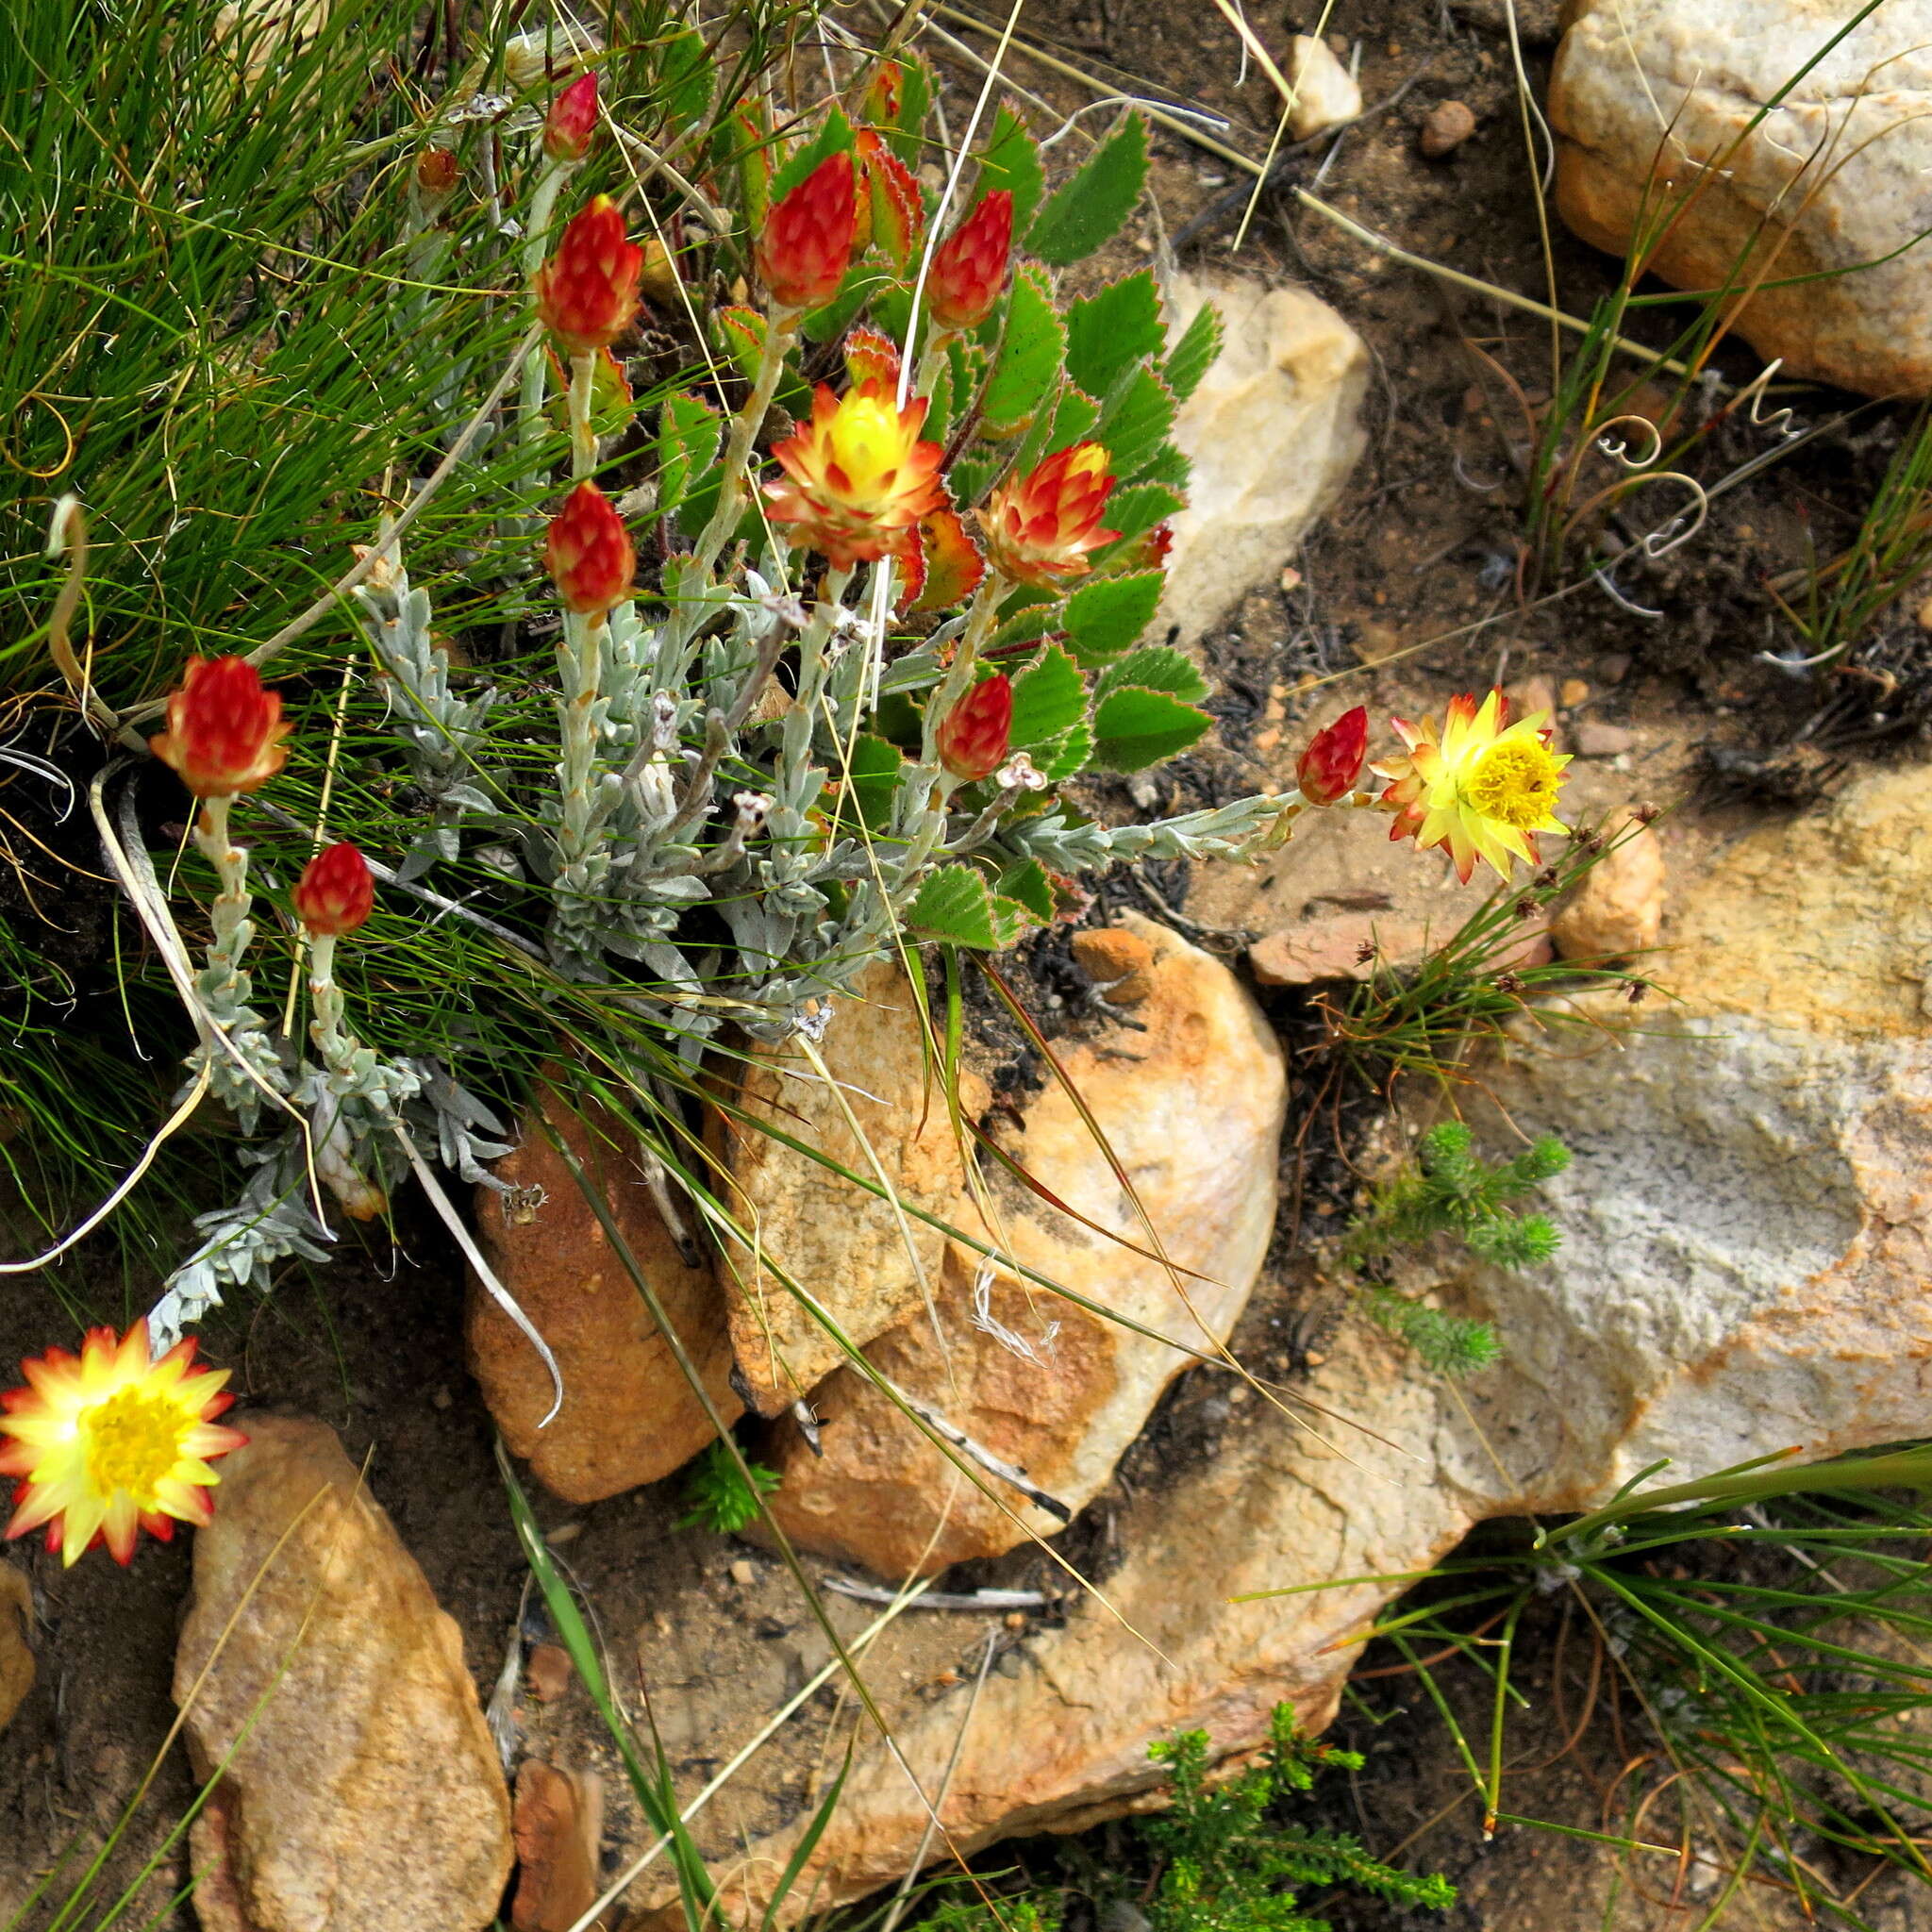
[936,674,1014,782]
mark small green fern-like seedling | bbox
[675,1440,781,1536]
[1341,1123,1571,1378]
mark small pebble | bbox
[1559,677,1591,708]
[526,1642,575,1705]
[1574,719,1640,758]
[729,1558,757,1587]
[1915,592,1932,632]
[1598,652,1633,683]
[1420,100,1478,158]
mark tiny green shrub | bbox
[1341,1123,1570,1377]
[675,1439,781,1535]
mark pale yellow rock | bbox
[1286,36,1361,141]
[175,1417,512,1932]
[1552,0,1932,396]
[713,962,989,1416]
[1160,275,1369,643]
[762,916,1286,1576]
[1550,808,1665,960]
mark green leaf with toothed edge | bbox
[769,105,856,204]
[1024,110,1148,266]
[1040,719,1095,783]
[1093,481,1185,558]
[1095,644,1207,706]
[1066,271,1167,402]
[1011,382,1101,481]
[654,25,714,135]
[1063,570,1165,666]
[991,855,1057,923]
[979,265,1064,434]
[1163,299,1224,403]
[882,55,935,170]
[657,391,720,531]
[1008,641,1087,748]
[1095,364,1177,484]
[1090,686,1212,773]
[976,105,1046,234]
[904,863,1029,949]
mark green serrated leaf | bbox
[992,856,1056,923]
[1090,686,1212,772]
[802,264,895,344]
[1163,298,1223,403]
[1008,641,1087,747]
[1063,570,1165,665]
[654,25,713,134]
[885,56,935,170]
[658,391,721,528]
[923,355,954,447]
[770,107,856,205]
[977,105,1045,234]
[1135,440,1192,491]
[834,733,904,832]
[945,452,1003,508]
[991,602,1058,654]
[1096,644,1205,705]
[1096,364,1177,482]
[1025,110,1148,267]
[1065,271,1166,402]
[1040,719,1095,783]
[905,863,1025,948]
[1011,381,1101,479]
[1095,481,1185,554]
[979,266,1064,435]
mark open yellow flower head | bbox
[1,1320,246,1567]
[765,380,944,570]
[1373,688,1571,883]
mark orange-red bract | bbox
[544,480,636,616]
[534,194,643,355]
[148,657,291,799]
[293,842,375,937]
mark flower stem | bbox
[307,931,348,1063]
[694,308,796,576]
[518,157,573,479]
[568,348,597,480]
[192,793,255,1002]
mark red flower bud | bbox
[927,190,1013,331]
[149,657,291,799]
[534,194,643,355]
[756,152,857,313]
[544,480,635,616]
[414,145,459,199]
[1295,706,1369,806]
[936,673,1013,782]
[294,842,375,938]
[543,71,599,162]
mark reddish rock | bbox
[1070,926,1157,1003]
[469,1086,740,1504]
[512,1762,606,1932]
[1419,99,1477,158]
[1552,809,1666,961]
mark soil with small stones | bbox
[7,1,1932,1927]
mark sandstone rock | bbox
[511,1762,606,1932]
[1160,276,1369,643]
[656,763,1932,1921]
[1287,36,1361,141]
[1070,927,1156,1004]
[175,1416,512,1932]
[1248,909,1551,986]
[0,1563,30,1735]
[1551,808,1665,960]
[1552,1,1932,397]
[761,916,1286,1576]
[1571,717,1637,758]
[1419,99,1478,158]
[713,961,989,1417]
[470,1087,739,1505]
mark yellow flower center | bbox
[827,396,909,501]
[83,1387,188,1503]
[1464,738,1562,828]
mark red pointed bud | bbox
[928,190,1013,331]
[543,71,599,162]
[294,842,375,938]
[544,480,635,616]
[937,673,1013,782]
[534,194,643,355]
[1296,706,1369,806]
[982,442,1120,590]
[756,152,857,313]
[149,657,291,799]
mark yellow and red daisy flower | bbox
[1,1321,246,1568]
[1374,688,1571,884]
[765,380,945,570]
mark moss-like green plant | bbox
[1341,1123,1570,1377]
[675,1439,781,1535]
